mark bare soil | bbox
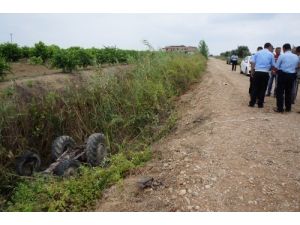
[96,58,300,212]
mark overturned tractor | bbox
[15,133,107,177]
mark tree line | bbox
[0,41,141,78]
[220,45,251,59]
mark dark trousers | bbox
[232,61,237,71]
[249,71,269,106]
[249,76,254,95]
[276,70,296,111]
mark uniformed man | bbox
[230,53,238,71]
[291,46,300,104]
[249,43,275,108]
[249,46,263,95]
[274,43,300,113]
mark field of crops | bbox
[0,43,207,211]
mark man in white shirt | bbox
[274,43,300,113]
[249,46,263,95]
[249,43,275,108]
[292,46,300,105]
[230,53,238,71]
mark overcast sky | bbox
[0,14,299,55]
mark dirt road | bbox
[96,58,300,212]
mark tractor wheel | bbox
[53,159,81,177]
[85,133,107,167]
[51,136,76,161]
[16,151,41,176]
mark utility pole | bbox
[10,33,13,43]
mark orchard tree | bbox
[0,43,22,62]
[47,45,60,59]
[21,46,31,58]
[51,48,80,73]
[198,40,209,59]
[32,41,49,62]
[76,48,94,68]
[236,46,251,58]
[0,56,10,80]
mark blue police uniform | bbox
[249,49,275,107]
[275,51,300,112]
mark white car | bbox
[240,56,252,76]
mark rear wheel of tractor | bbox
[16,151,41,176]
[85,133,107,167]
[53,159,81,177]
[51,136,76,161]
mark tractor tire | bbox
[16,151,41,176]
[51,136,75,161]
[53,159,81,177]
[85,133,107,167]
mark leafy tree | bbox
[20,46,31,58]
[236,45,251,58]
[0,43,22,62]
[0,56,10,80]
[95,47,131,65]
[51,48,80,73]
[198,40,209,59]
[76,48,94,68]
[47,45,60,59]
[32,41,49,62]
[220,46,250,58]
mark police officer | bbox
[249,43,275,108]
[291,46,300,104]
[249,46,263,95]
[231,53,238,71]
[274,43,300,113]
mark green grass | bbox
[0,51,207,211]
[6,150,151,212]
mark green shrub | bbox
[20,46,31,58]
[29,56,43,65]
[76,48,94,68]
[0,43,22,62]
[51,48,80,73]
[47,45,60,59]
[95,47,136,65]
[6,149,151,212]
[0,57,10,80]
[32,41,49,63]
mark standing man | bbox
[249,43,275,108]
[291,46,300,104]
[249,46,263,95]
[231,53,238,71]
[274,43,300,113]
[266,47,281,96]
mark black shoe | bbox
[248,103,254,107]
[273,108,283,113]
[285,109,291,112]
[258,105,264,108]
